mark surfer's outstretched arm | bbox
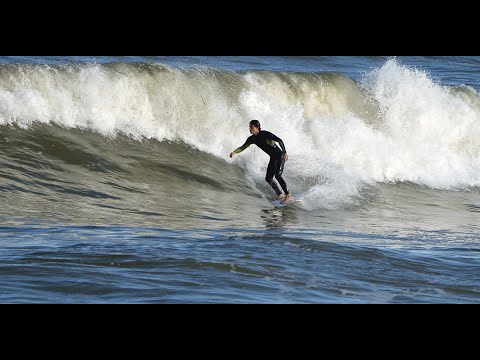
[229,138,252,158]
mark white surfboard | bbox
[271,198,301,208]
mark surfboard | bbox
[271,198,301,208]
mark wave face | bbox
[2,59,480,211]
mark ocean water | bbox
[0,56,479,303]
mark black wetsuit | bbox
[233,130,289,196]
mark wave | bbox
[2,59,480,210]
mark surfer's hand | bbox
[285,153,289,161]
[229,152,234,158]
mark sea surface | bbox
[1,56,479,303]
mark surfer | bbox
[229,120,294,204]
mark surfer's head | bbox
[249,120,261,135]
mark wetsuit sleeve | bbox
[232,136,252,154]
[267,132,287,154]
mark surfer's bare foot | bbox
[281,194,294,203]
[272,194,285,201]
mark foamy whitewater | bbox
[1,56,479,303]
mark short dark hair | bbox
[249,120,261,130]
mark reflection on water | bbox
[260,207,299,229]
[465,204,480,213]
